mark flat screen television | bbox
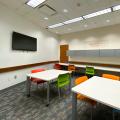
[12,32,37,51]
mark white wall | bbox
[60,24,120,64]
[0,4,60,90]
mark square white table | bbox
[72,76,120,120]
[26,69,71,106]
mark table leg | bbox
[26,76,31,97]
[46,81,50,106]
[72,92,77,120]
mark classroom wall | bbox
[0,4,60,90]
[60,24,120,65]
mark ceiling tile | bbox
[0,0,120,34]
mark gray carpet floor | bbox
[0,77,120,120]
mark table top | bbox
[27,69,71,81]
[72,76,120,110]
[59,63,120,72]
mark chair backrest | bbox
[75,76,88,85]
[31,68,45,73]
[31,68,45,81]
[54,63,61,70]
[85,66,95,74]
[68,64,75,71]
[102,74,119,80]
[57,74,70,87]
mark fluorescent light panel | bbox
[47,5,120,29]
[48,23,64,28]
[83,8,111,19]
[113,5,120,11]
[27,0,46,8]
[63,17,83,24]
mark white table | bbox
[72,76,120,120]
[26,69,71,106]
[59,63,120,72]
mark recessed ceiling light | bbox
[63,17,83,24]
[63,9,68,13]
[113,5,120,11]
[26,0,46,8]
[83,8,111,19]
[44,17,48,20]
[48,23,64,29]
[106,19,110,23]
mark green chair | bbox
[54,73,70,98]
[85,66,95,77]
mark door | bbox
[60,45,69,63]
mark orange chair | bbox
[102,74,119,80]
[75,76,88,85]
[54,63,61,70]
[31,68,46,88]
[75,76,96,120]
[68,64,76,76]
[68,64,75,71]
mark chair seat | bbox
[77,94,96,106]
[54,64,61,70]
[102,74,119,80]
[75,76,87,85]
[86,72,94,75]
[68,65,76,71]
[53,80,69,88]
[85,66,95,76]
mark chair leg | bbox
[91,105,93,120]
[112,110,115,120]
[43,83,44,91]
[58,87,61,99]
[36,83,38,89]
[42,83,45,98]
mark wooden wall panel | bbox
[0,60,59,73]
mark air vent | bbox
[38,4,57,16]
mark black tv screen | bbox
[12,32,37,51]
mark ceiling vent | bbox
[38,4,57,16]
